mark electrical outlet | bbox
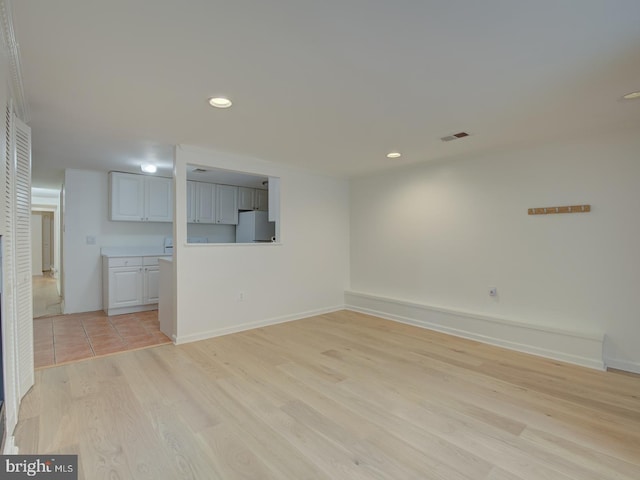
[86,235,96,245]
[489,286,497,297]
[238,292,245,302]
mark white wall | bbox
[349,125,640,372]
[174,146,350,342]
[30,213,42,275]
[63,169,173,313]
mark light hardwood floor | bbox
[32,274,62,318]
[14,310,640,479]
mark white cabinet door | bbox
[109,267,143,308]
[145,176,173,222]
[255,189,268,211]
[195,182,216,223]
[110,172,173,222]
[186,180,197,223]
[144,266,160,304]
[216,184,238,224]
[237,187,255,211]
[110,172,145,221]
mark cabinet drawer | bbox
[107,257,143,268]
[143,256,171,266]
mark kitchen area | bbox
[99,165,277,342]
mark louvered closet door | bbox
[13,117,33,397]
[3,103,18,429]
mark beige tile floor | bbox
[34,310,172,368]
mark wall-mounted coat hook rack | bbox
[528,204,591,215]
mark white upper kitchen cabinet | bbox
[216,184,238,224]
[145,176,173,222]
[195,181,216,223]
[237,187,255,210]
[186,180,197,223]
[255,189,268,211]
[110,172,144,221]
[189,181,238,225]
[110,172,173,222]
[237,186,268,212]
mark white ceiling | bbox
[10,0,640,189]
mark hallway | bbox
[32,273,62,318]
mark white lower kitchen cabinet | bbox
[144,266,160,303]
[109,266,143,308]
[102,254,170,316]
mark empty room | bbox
[0,1,638,479]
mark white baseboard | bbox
[174,305,345,345]
[604,357,640,374]
[345,290,605,371]
[105,304,157,317]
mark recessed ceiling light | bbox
[622,91,640,100]
[141,163,157,173]
[386,152,402,159]
[208,97,233,108]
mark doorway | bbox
[31,210,61,318]
[41,212,53,273]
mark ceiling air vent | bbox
[441,132,470,142]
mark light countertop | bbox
[101,247,170,258]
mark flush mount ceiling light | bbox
[141,163,157,173]
[621,91,640,100]
[208,97,233,108]
[386,152,402,159]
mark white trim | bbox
[104,304,158,317]
[3,435,17,454]
[175,305,344,345]
[345,290,605,371]
[0,0,28,122]
[604,357,640,375]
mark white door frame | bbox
[31,204,59,294]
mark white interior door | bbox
[30,212,42,275]
[42,212,52,271]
